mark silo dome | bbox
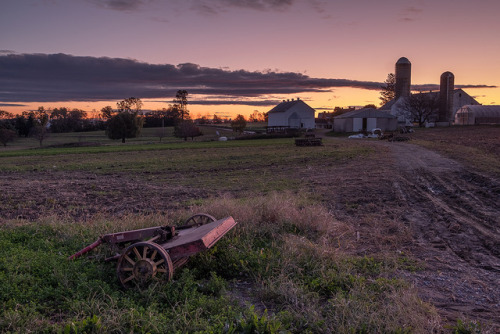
[396,57,411,65]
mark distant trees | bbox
[49,108,88,133]
[399,93,439,127]
[103,97,145,143]
[248,110,266,122]
[379,73,395,106]
[231,114,247,133]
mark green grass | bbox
[0,195,439,333]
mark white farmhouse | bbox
[267,98,316,130]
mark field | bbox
[0,125,499,333]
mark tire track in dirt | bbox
[380,141,500,329]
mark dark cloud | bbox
[86,0,145,11]
[0,53,495,105]
[190,0,294,15]
[0,103,27,107]
[399,5,423,22]
[0,53,385,103]
[166,99,279,106]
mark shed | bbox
[454,105,500,125]
[267,99,315,130]
[333,108,397,132]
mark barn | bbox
[267,98,315,130]
[333,108,397,132]
[454,105,500,125]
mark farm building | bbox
[454,105,500,125]
[267,98,315,131]
[380,57,479,126]
[333,108,397,132]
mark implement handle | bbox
[68,238,103,260]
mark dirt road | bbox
[381,141,500,328]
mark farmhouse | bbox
[455,105,500,125]
[267,98,315,131]
[333,108,397,132]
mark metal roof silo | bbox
[395,57,411,99]
[439,71,455,123]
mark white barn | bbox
[267,99,315,130]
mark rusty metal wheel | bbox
[117,242,173,289]
[183,213,216,226]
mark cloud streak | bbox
[0,53,495,105]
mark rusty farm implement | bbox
[69,214,237,289]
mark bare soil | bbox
[1,127,499,329]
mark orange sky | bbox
[2,0,500,118]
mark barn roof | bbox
[456,105,500,117]
[334,108,396,119]
[268,99,315,114]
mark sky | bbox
[1,0,500,119]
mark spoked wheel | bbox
[184,213,217,226]
[117,242,173,289]
[184,213,216,226]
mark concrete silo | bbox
[395,57,411,99]
[438,71,454,125]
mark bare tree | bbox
[399,93,439,127]
[173,90,189,120]
[30,125,50,147]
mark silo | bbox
[395,57,411,99]
[438,71,454,123]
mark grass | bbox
[0,194,440,333]
[2,127,497,332]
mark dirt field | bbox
[1,126,499,330]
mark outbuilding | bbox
[333,108,397,132]
[454,105,500,125]
[267,98,315,130]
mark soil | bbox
[1,128,499,330]
[383,141,500,329]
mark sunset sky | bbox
[2,0,500,119]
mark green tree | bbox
[379,73,395,106]
[174,120,202,141]
[105,97,144,143]
[231,114,247,133]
